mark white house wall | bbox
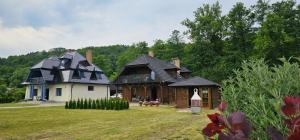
[25,83,110,102]
[72,84,109,100]
[48,84,71,102]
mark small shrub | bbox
[88,98,92,109]
[80,98,84,109]
[96,99,100,109]
[68,100,73,109]
[76,99,80,109]
[84,99,88,109]
[65,101,69,109]
[92,100,96,109]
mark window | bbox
[201,88,209,107]
[33,89,38,96]
[56,88,62,96]
[90,71,97,80]
[88,86,94,91]
[72,69,80,79]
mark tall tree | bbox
[221,2,256,75]
[254,0,300,64]
[182,2,226,82]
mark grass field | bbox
[0,106,215,140]
[0,103,37,107]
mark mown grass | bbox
[0,106,215,140]
[0,103,37,107]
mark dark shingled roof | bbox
[25,51,109,85]
[169,76,220,87]
[125,55,180,82]
[180,67,191,73]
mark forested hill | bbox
[1,0,300,100]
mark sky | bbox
[0,0,296,58]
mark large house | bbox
[114,51,221,108]
[23,50,110,102]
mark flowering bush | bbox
[203,97,300,140]
[268,96,300,140]
[202,101,252,139]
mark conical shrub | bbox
[80,98,84,109]
[68,100,73,109]
[92,100,96,109]
[76,99,80,109]
[84,99,88,109]
[65,101,69,109]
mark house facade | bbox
[114,52,221,108]
[23,50,110,102]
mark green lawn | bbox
[0,103,37,107]
[0,106,215,140]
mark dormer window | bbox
[90,71,97,80]
[72,69,80,79]
[96,72,102,80]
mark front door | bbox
[150,86,157,101]
[188,87,196,107]
[45,88,49,100]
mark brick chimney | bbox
[148,51,154,57]
[172,57,180,68]
[86,49,93,63]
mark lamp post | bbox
[191,88,202,114]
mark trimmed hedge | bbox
[65,98,129,110]
[0,98,14,103]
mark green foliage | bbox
[221,58,300,139]
[65,101,69,109]
[76,99,80,109]
[65,98,129,110]
[80,98,84,109]
[96,99,100,109]
[88,98,92,109]
[84,99,88,109]
[68,100,73,109]
[92,100,96,109]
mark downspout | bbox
[71,84,74,100]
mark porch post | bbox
[144,85,147,100]
[160,85,163,103]
[208,87,212,109]
[30,84,34,100]
[40,83,46,101]
[174,87,177,106]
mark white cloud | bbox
[0,0,291,57]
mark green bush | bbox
[96,99,100,109]
[76,99,80,109]
[80,98,84,109]
[65,98,129,111]
[221,58,300,139]
[65,101,69,109]
[92,100,96,109]
[84,99,88,109]
[68,100,73,109]
[88,98,92,109]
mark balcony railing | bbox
[29,77,45,85]
[116,74,156,84]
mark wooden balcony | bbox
[116,74,156,84]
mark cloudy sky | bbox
[0,0,294,57]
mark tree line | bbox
[0,0,299,100]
